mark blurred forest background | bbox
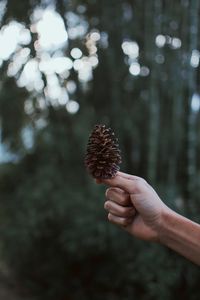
[0,0,200,299]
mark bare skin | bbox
[97,171,200,266]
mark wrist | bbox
[155,206,174,244]
[155,206,200,265]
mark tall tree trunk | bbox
[145,0,162,184]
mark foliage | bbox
[0,0,200,299]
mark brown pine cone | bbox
[85,124,122,179]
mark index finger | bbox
[117,171,141,180]
[102,173,136,194]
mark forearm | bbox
[158,209,200,265]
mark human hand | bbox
[98,171,170,242]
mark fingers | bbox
[106,187,131,206]
[104,187,136,227]
[107,213,133,227]
[104,200,136,218]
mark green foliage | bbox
[0,0,200,299]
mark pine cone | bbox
[85,124,122,179]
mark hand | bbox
[98,171,169,242]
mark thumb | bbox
[98,172,135,194]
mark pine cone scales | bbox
[85,124,122,179]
